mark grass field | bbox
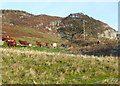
[1,47,119,84]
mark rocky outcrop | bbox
[97,29,117,39]
[57,13,117,40]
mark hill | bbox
[57,13,117,40]
[2,10,117,40]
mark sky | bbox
[0,1,119,32]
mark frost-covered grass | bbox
[1,48,119,84]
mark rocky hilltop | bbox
[1,10,117,40]
[57,13,117,40]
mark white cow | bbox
[28,43,32,47]
[53,43,57,48]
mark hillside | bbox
[2,10,117,40]
[57,13,117,40]
[2,10,63,35]
[2,10,64,44]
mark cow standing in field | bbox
[9,36,16,41]
[36,41,42,47]
[2,36,16,42]
[2,37,9,41]
[19,40,32,46]
[52,43,57,48]
[46,43,50,48]
[2,36,17,47]
[6,41,17,47]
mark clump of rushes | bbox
[1,48,118,84]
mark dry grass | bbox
[1,47,119,84]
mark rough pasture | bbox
[1,48,118,84]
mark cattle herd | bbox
[2,36,104,49]
[2,36,58,48]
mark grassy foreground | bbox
[1,47,119,84]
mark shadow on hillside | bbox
[82,45,120,57]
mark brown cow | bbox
[19,40,32,46]
[2,37,9,41]
[9,36,16,41]
[2,36,16,42]
[6,41,17,47]
[19,40,28,45]
[2,36,17,47]
[46,43,50,48]
[36,41,42,47]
